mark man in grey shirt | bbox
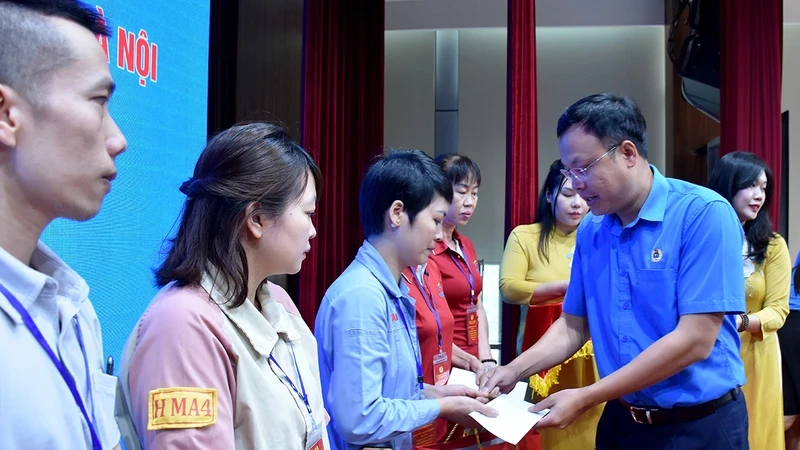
[0,1,127,448]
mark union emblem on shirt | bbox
[651,248,663,263]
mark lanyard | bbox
[411,268,443,350]
[448,244,476,305]
[0,283,102,450]
[269,343,312,415]
[395,299,424,391]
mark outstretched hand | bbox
[425,384,491,400]
[529,388,595,430]
[477,364,520,395]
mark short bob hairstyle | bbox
[359,149,453,238]
[435,153,482,188]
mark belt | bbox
[619,387,740,425]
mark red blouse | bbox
[431,230,484,358]
[402,259,455,385]
[402,259,455,445]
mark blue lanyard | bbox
[448,246,476,304]
[269,343,312,415]
[0,283,102,450]
[412,268,442,350]
[395,298,424,391]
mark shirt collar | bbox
[200,268,300,358]
[552,226,576,240]
[0,241,88,324]
[355,240,409,300]
[433,228,461,256]
[259,282,302,340]
[637,165,668,223]
[601,164,668,233]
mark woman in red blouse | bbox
[404,258,485,446]
[402,259,454,445]
[431,155,495,374]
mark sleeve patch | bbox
[147,387,218,430]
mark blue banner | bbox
[41,0,210,364]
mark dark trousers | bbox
[596,392,749,450]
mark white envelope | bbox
[447,368,550,445]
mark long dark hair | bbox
[707,151,774,264]
[534,160,569,263]
[156,122,321,308]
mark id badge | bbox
[307,420,325,450]
[466,304,479,346]
[432,350,449,386]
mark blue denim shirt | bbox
[316,241,439,450]
[564,166,746,408]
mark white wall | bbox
[783,24,800,259]
[786,0,800,24]
[536,26,668,181]
[386,27,669,264]
[384,30,436,156]
[457,29,508,264]
[386,0,665,30]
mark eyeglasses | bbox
[560,144,621,182]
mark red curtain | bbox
[299,0,385,328]
[503,0,538,365]
[720,0,783,227]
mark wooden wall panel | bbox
[235,0,305,138]
[207,0,304,291]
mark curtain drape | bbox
[504,0,539,364]
[298,0,385,328]
[720,0,783,227]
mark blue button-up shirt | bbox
[790,252,800,311]
[564,166,746,408]
[316,241,439,450]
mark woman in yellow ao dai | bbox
[708,151,791,450]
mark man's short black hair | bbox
[359,149,454,238]
[0,0,110,103]
[556,93,648,159]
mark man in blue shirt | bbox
[480,93,748,449]
[0,1,127,449]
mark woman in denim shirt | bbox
[315,150,497,450]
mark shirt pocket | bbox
[632,269,679,335]
[91,370,121,448]
[389,321,408,393]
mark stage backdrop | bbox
[40,1,210,365]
